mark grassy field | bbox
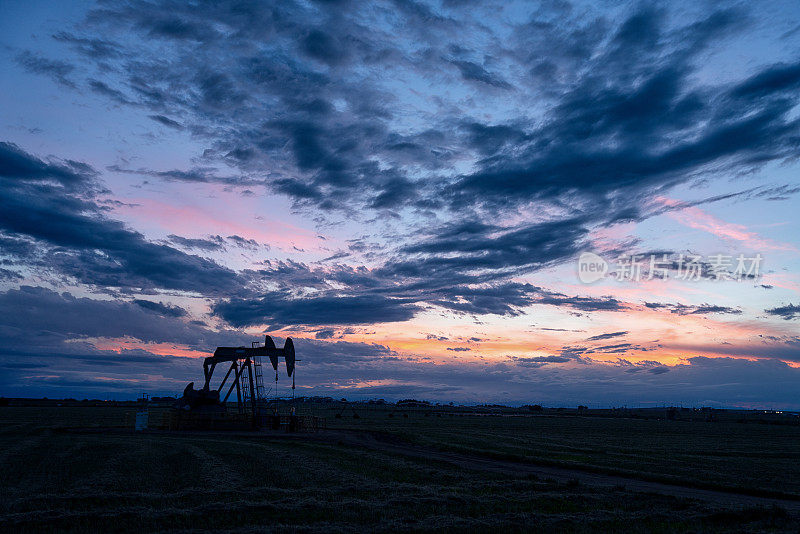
[0,405,797,532]
[319,406,800,498]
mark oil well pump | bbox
[175,335,297,429]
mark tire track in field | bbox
[70,427,800,513]
[316,429,800,513]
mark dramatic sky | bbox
[1,0,800,407]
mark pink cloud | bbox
[112,195,321,251]
[657,197,797,252]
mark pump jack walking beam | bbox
[209,336,296,378]
[198,336,295,415]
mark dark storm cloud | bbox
[6,345,799,406]
[461,122,529,156]
[108,164,260,187]
[424,283,539,316]
[0,287,796,404]
[730,62,800,99]
[674,334,800,363]
[765,304,800,320]
[148,114,183,129]
[616,359,670,375]
[0,338,205,399]
[0,141,94,188]
[441,8,799,225]
[28,2,798,228]
[0,234,37,258]
[167,234,225,251]
[4,1,800,406]
[133,299,188,317]
[752,184,800,202]
[591,343,634,353]
[45,243,240,294]
[69,1,431,211]
[0,268,23,281]
[586,331,628,341]
[52,32,122,59]
[314,329,335,339]
[14,51,76,87]
[88,79,133,104]
[24,1,800,298]
[449,59,513,89]
[448,68,800,212]
[163,234,261,253]
[449,284,627,315]
[536,294,626,312]
[644,302,742,316]
[514,355,572,367]
[0,286,406,399]
[398,217,590,279]
[0,286,238,347]
[294,337,397,363]
[301,29,349,66]
[0,142,243,294]
[213,293,422,328]
[234,259,625,322]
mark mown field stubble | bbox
[1,405,798,533]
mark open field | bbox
[1,405,799,532]
[318,405,800,499]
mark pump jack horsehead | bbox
[177,336,296,418]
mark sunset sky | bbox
[1,0,800,407]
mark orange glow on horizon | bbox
[89,338,211,359]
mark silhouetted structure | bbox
[175,335,297,429]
